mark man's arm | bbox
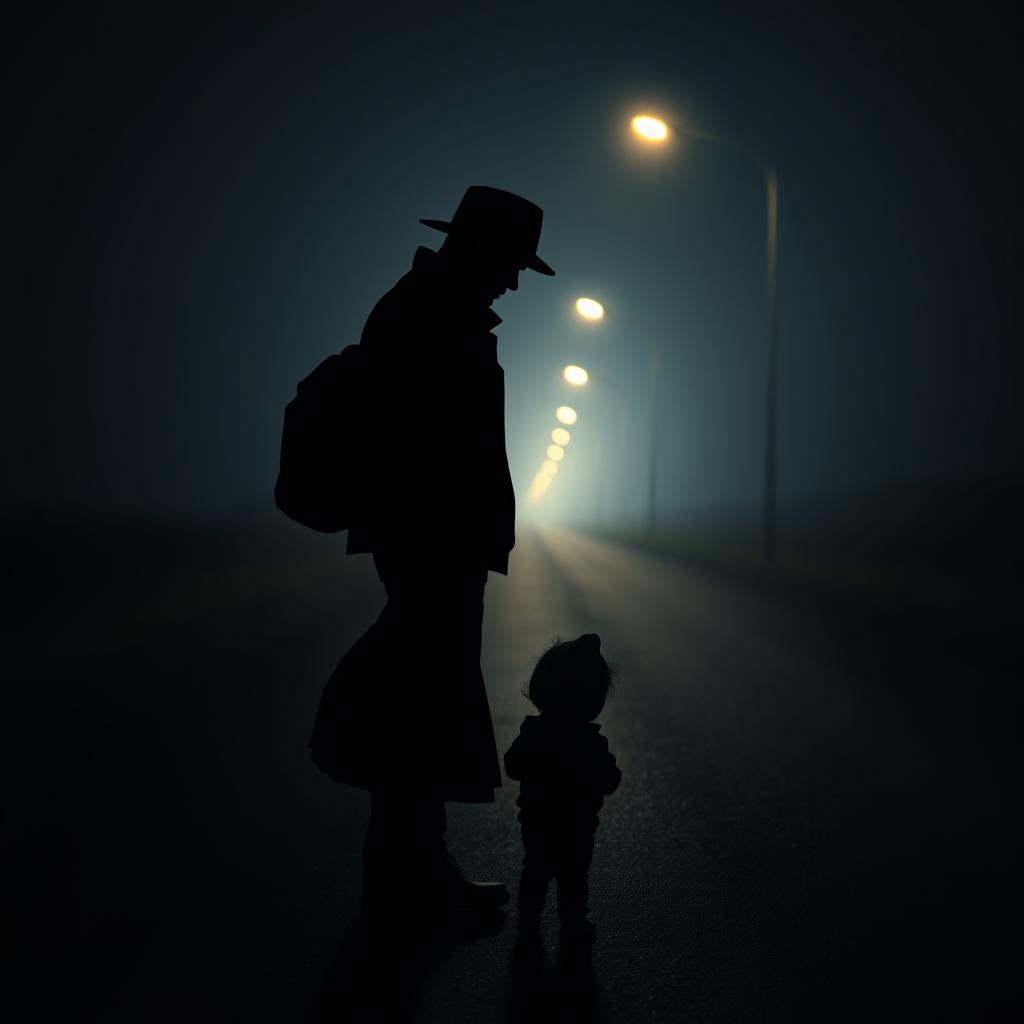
[592,734,621,795]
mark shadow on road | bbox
[309,910,507,1022]
[309,912,607,1022]
[504,939,605,1023]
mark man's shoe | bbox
[438,854,510,912]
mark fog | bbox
[6,5,1020,537]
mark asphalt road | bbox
[4,525,1017,1021]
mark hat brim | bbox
[420,219,555,276]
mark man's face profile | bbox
[486,261,522,304]
[441,233,526,306]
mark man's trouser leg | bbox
[363,789,447,913]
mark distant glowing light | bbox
[541,459,559,476]
[631,114,669,141]
[575,297,604,321]
[528,471,553,505]
[546,444,565,462]
[555,405,578,425]
[563,365,589,386]
[551,428,571,446]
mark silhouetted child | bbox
[504,633,621,944]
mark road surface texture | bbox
[4,523,1017,1021]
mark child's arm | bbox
[602,754,622,795]
[599,739,622,795]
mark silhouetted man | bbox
[309,186,555,920]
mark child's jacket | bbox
[504,714,621,832]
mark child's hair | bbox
[524,633,615,721]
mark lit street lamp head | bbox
[631,114,669,142]
[575,297,604,321]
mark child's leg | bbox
[555,834,594,924]
[362,788,447,915]
[518,827,553,932]
[554,869,588,923]
[518,863,551,920]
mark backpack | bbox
[274,344,369,533]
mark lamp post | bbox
[573,297,660,534]
[646,343,659,535]
[631,113,780,561]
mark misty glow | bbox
[575,297,604,321]
[563,365,589,386]
[631,115,668,141]
[527,471,552,504]
[551,428,571,446]
[555,405,578,425]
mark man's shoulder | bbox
[362,247,499,343]
[362,264,432,339]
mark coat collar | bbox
[412,246,503,333]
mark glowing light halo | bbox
[551,428,571,446]
[563,365,589,386]
[631,114,669,141]
[575,297,604,321]
[546,444,565,462]
[555,405,578,425]
[528,471,552,505]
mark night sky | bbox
[6,3,1021,524]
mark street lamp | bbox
[529,404,582,509]
[562,356,639,528]
[575,297,605,321]
[631,111,780,561]
[631,114,669,142]
[573,297,660,534]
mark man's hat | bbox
[420,186,555,276]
